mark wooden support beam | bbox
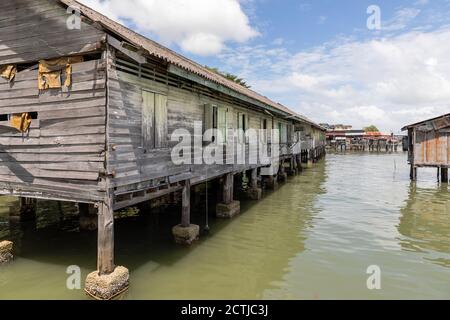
[223,173,234,205]
[97,196,115,276]
[181,180,191,228]
[441,168,448,183]
[410,165,417,181]
[250,168,258,189]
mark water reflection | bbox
[0,161,326,299]
[398,182,450,268]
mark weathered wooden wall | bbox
[413,129,450,167]
[0,0,107,202]
[0,0,105,65]
[106,53,301,198]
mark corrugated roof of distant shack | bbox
[401,113,450,131]
[58,0,325,132]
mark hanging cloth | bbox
[38,56,84,90]
[10,113,32,133]
[0,65,17,82]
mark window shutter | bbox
[142,90,155,148]
[204,103,214,133]
[154,94,168,148]
[218,106,227,143]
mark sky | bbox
[79,0,450,133]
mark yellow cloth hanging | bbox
[0,65,17,82]
[10,113,32,133]
[38,56,84,90]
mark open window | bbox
[142,90,168,149]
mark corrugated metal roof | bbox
[59,0,324,130]
[401,113,450,131]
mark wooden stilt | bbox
[247,168,262,200]
[441,168,449,183]
[172,179,199,245]
[97,198,115,276]
[250,169,258,189]
[181,180,191,228]
[216,173,240,218]
[223,173,233,205]
[410,165,417,181]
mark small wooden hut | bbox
[402,113,450,182]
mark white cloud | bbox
[383,8,421,31]
[219,27,450,133]
[78,0,259,55]
[317,16,327,25]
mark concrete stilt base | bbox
[172,224,200,245]
[216,201,240,219]
[0,241,13,265]
[85,266,130,300]
[247,187,262,200]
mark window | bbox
[260,118,268,143]
[205,104,229,143]
[142,90,168,149]
[238,112,249,143]
[278,122,287,143]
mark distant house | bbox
[402,113,450,181]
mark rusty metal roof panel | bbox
[402,113,450,131]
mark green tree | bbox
[205,66,251,89]
[364,125,380,132]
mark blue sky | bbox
[81,0,450,133]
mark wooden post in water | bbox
[278,160,287,182]
[296,154,303,172]
[181,179,191,228]
[85,192,130,300]
[97,199,115,276]
[441,168,449,183]
[410,165,417,181]
[247,168,262,200]
[216,173,240,218]
[223,173,233,204]
[172,179,199,245]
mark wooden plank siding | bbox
[106,53,304,197]
[0,0,107,202]
[413,130,450,167]
[0,0,105,65]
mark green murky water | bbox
[0,152,449,299]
